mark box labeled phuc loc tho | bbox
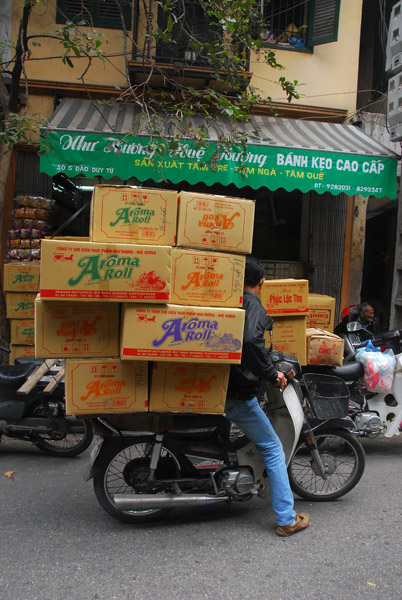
[65,358,148,415]
[260,279,309,316]
[39,239,171,302]
[171,248,245,308]
[177,191,255,254]
[90,185,178,246]
[120,303,245,363]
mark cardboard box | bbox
[171,248,245,308]
[177,191,255,254]
[39,239,171,302]
[149,362,230,414]
[265,316,307,365]
[306,328,344,366]
[260,279,309,317]
[6,292,36,319]
[9,344,35,365]
[90,185,178,246]
[3,262,40,292]
[121,303,245,363]
[65,358,148,415]
[35,297,120,358]
[307,294,336,332]
[10,319,35,345]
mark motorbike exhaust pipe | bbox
[113,493,230,510]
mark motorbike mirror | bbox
[346,321,362,332]
[266,315,274,331]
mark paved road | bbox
[1,434,402,600]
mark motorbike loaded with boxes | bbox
[24,185,366,522]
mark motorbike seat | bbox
[301,361,364,382]
[0,363,38,390]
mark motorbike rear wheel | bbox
[93,439,181,524]
[288,428,365,501]
[30,401,93,457]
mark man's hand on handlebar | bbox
[275,371,287,391]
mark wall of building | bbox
[12,3,128,88]
[249,0,363,116]
[13,1,364,120]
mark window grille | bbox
[56,0,132,30]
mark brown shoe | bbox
[276,512,310,537]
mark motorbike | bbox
[302,323,402,438]
[0,354,93,457]
[85,352,365,524]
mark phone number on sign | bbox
[326,184,352,191]
[323,184,383,194]
[355,186,383,194]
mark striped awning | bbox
[40,98,399,198]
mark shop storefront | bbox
[35,98,399,320]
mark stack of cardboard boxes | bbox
[260,282,343,367]
[36,186,255,416]
[32,184,343,414]
[3,262,40,363]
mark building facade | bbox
[2,0,399,326]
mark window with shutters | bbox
[56,0,132,30]
[261,0,340,51]
[155,0,219,66]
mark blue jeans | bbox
[225,395,296,526]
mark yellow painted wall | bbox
[12,2,128,88]
[249,0,363,116]
[13,0,363,119]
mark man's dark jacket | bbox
[227,289,278,400]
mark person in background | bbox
[224,255,310,537]
[358,302,376,334]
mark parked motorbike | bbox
[85,352,365,524]
[0,355,93,457]
[302,323,402,438]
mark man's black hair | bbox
[359,302,373,313]
[244,255,265,287]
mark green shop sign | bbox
[40,130,397,199]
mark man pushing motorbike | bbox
[225,255,310,537]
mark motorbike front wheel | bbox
[288,428,365,501]
[93,439,181,524]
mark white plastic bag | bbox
[355,340,396,393]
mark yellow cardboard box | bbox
[9,344,35,365]
[121,303,245,363]
[10,319,35,345]
[307,293,336,332]
[3,262,40,292]
[177,191,255,254]
[65,358,148,415]
[265,316,307,365]
[35,297,120,358]
[6,292,36,319]
[171,248,245,308]
[90,185,178,246]
[306,328,344,366]
[149,362,230,414]
[260,279,309,317]
[40,239,171,302]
